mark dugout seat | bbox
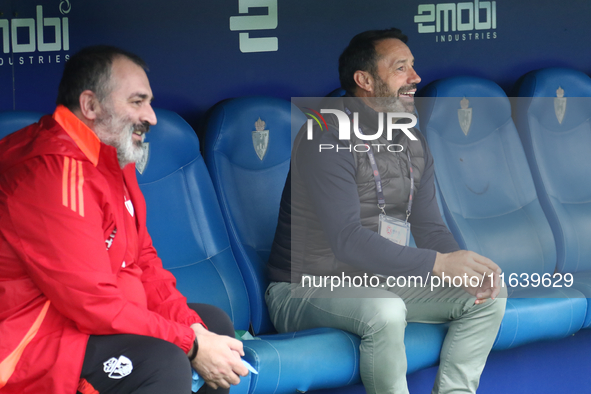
[202,96,455,387]
[417,76,587,349]
[513,67,591,328]
[0,111,45,139]
[203,96,303,335]
[137,108,364,394]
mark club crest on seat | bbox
[136,142,150,174]
[252,117,269,160]
[554,86,566,124]
[458,97,472,136]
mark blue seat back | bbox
[136,108,250,330]
[0,111,45,139]
[204,96,307,334]
[327,88,346,97]
[418,77,556,276]
[514,67,591,273]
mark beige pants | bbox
[265,277,507,394]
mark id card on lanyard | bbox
[344,107,414,247]
[375,148,414,247]
[378,214,411,246]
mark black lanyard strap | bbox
[344,107,414,221]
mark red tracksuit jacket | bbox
[0,106,204,393]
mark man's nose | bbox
[142,103,157,126]
[408,67,421,85]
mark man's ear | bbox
[78,90,100,121]
[353,70,374,95]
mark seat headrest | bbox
[418,76,511,144]
[205,96,306,170]
[517,67,591,97]
[136,108,201,182]
[515,68,591,130]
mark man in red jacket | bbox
[0,46,248,394]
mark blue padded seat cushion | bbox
[243,323,449,394]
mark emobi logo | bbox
[0,2,70,67]
[230,0,278,53]
[304,108,417,153]
[414,0,497,43]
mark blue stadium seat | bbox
[135,109,251,394]
[202,96,457,389]
[203,96,304,335]
[417,76,587,349]
[513,67,591,328]
[0,111,45,139]
[137,108,362,394]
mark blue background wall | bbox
[1,0,590,127]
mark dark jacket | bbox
[268,97,459,283]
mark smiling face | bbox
[357,38,421,113]
[93,56,157,168]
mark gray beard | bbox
[94,108,146,168]
[370,78,416,114]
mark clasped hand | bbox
[189,323,249,389]
[433,250,502,304]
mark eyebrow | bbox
[129,93,154,102]
[395,57,414,65]
[383,58,409,70]
[388,57,415,69]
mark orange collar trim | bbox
[52,105,100,167]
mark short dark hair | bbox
[56,45,147,110]
[338,28,408,94]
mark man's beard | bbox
[370,76,417,114]
[94,102,150,168]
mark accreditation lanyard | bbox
[344,107,414,221]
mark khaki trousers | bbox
[265,277,506,394]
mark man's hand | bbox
[433,250,502,304]
[189,323,249,389]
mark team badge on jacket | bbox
[124,196,135,217]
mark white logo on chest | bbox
[124,197,134,217]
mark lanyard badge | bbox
[344,107,415,247]
[376,148,413,247]
[378,214,411,246]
